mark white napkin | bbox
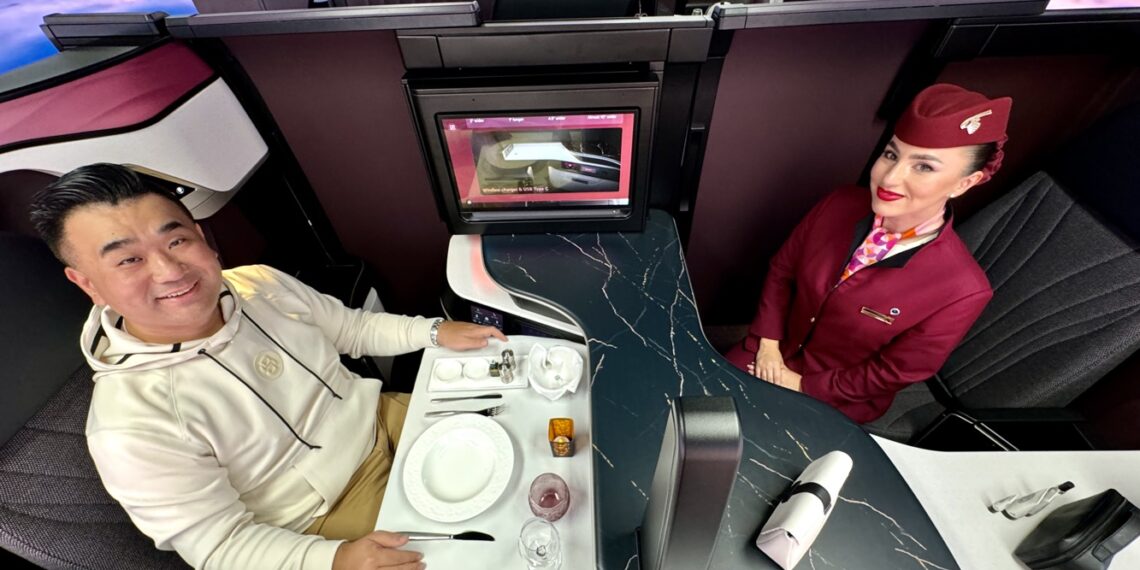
[756,450,853,569]
[527,344,583,401]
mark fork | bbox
[424,404,505,418]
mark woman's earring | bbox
[949,193,957,198]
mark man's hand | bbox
[332,531,424,570]
[436,321,507,351]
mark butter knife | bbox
[430,394,503,404]
[400,531,495,542]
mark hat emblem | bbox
[960,109,993,135]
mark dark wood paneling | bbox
[224,31,449,317]
[936,54,1140,220]
[0,170,56,237]
[687,21,928,326]
[1076,350,1140,450]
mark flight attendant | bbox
[725,83,1013,423]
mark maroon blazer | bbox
[726,186,992,423]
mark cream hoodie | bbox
[81,265,435,570]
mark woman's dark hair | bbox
[965,142,999,175]
[28,163,194,263]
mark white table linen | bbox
[377,337,597,570]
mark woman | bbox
[725,83,1012,423]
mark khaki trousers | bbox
[303,392,411,541]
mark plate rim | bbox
[401,414,515,523]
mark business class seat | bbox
[866,101,1140,448]
[0,232,187,569]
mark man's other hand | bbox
[332,531,424,570]
[437,321,508,350]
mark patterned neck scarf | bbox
[839,209,945,283]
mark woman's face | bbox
[869,136,984,231]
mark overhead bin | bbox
[711,0,1048,29]
[397,15,714,69]
[39,11,170,50]
[165,1,482,37]
[937,7,1140,57]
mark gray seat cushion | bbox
[867,171,1140,442]
[0,366,187,569]
[946,171,1140,408]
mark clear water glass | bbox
[518,517,562,569]
[528,472,570,522]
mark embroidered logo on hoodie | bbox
[255,351,284,380]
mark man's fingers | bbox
[486,327,508,342]
[364,531,409,548]
[376,549,423,566]
[380,562,425,570]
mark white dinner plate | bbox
[402,414,515,523]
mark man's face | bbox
[61,194,224,344]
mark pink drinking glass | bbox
[528,473,570,522]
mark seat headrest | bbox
[0,232,92,446]
[1048,100,1140,242]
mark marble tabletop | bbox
[482,210,959,570]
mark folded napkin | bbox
[527,344,583,400]
[756,450,854,569]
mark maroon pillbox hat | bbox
[894,83,1012,148]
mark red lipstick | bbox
[876,187,904,202]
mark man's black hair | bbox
[28,163,194,263]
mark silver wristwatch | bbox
[429,318,444,348]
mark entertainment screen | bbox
[439,112,636,214]
[406,73,658,234]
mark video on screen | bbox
[439,113,635,210]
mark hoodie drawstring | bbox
[198,348,322,450]
[242,310,342,400]
[194,311,344,451]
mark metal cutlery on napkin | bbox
[424,404,505,418]
[429,394,503,404]
[400,531,495,542]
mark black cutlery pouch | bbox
[1015,489,1140,570]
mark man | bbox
[28,164,506,570]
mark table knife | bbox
[430,393,503,404]
[400,531,495,542]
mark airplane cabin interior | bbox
[1,0,1139,568]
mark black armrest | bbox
[915,406,1094,451]
[925,372,959,408]
[963,407,1087,423]
[915,371,1094,450]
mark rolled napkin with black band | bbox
[755,450,854,569]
